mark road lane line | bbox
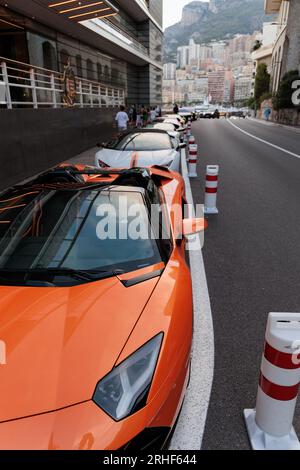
[227,119,300,159]
[170,150,215,450]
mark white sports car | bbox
[95,129,186,172]
[146,122,184,145]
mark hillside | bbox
[164,0,272,61]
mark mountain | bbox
[164,0,272,62]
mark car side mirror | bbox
[97,142,107,148]
[182,218,207,237]
[178,142,187,150]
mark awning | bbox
[47,0,118,22]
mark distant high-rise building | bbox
[177,46,190,69]
[234,76,253,103]
[223,71,234,104]
[163,63,177,80]
[208,69,225,103]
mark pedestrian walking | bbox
[128,106,133,124]
[115,105,129,133]
[264,107,271,121]
[150,107,156,122]
[142,106,148,127]
[136,106,143,128]
[173,103,179,114]
[132,105,137,125]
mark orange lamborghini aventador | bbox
[0,165,206,450]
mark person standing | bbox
[173,103,179,114]
[115,105,129,133]
[132,105,137,125]
[150,107,156,122]
[264,107,271,122]
[128,106,133,124]
[136,106,142,128]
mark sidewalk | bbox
[249,117,300,134]
[66,147,97,166]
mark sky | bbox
[163,0,209,30]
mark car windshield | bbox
[107,133,172,151]
[0,188,162,285]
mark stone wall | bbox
[258,98,300,126]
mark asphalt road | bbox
[189,118,300,450]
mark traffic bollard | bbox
[204,165,219,214]
[188,144,198,178]
[188,135,195,145]
[244,312,300,450]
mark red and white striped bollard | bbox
[244,312,300,450]
[188,135,195,145]
[204,165,219,214]
[188,144,198,178]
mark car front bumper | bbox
[0,348,190,450]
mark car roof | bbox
[2,166,175,197]
[118,128,171,138]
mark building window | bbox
[76,54,83,77]
[97,63,102,82]
[42,41,56,70]
[111,68,119,85]
[86,59,95,81]
[104,65,110,82]
[60,49,70,71]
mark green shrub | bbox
[258,92,272,105]
[273,70,300,110]
[254,63,270,103]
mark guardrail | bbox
[0,57,125,110]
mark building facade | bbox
[163,62,176,80]
[0,0,163,107]
[208,69,225,103]
[265,0,300,92]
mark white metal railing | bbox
[0,57,125,110]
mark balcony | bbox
[265,0,284,14]
[83,17,148,57]
[0,56,125,109]
[3,1,161,67]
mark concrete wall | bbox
[0,108,117,190]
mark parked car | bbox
[146,122,184,144]
[164,114,186,126]
[179,108,197,121]
[0,164,206,450]
[163,118,187,131]
[202,109,220,119]
[95,129,185,172]
[229,110,246,118]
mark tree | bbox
[252,40,262,52]
[273,70,300,110]
[247,96,256,110]
[254,63,270,104]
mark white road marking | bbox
[170,149,215,450]
[227,119,300,159]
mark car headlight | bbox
[93,333,163,421]
[98,159,110,168]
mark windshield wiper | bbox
[0,268,125,283]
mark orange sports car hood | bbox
[0,276,159,422]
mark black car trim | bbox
[120,268,164,288]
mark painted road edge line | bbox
[227,119,300,160]
[170,149,215,450]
